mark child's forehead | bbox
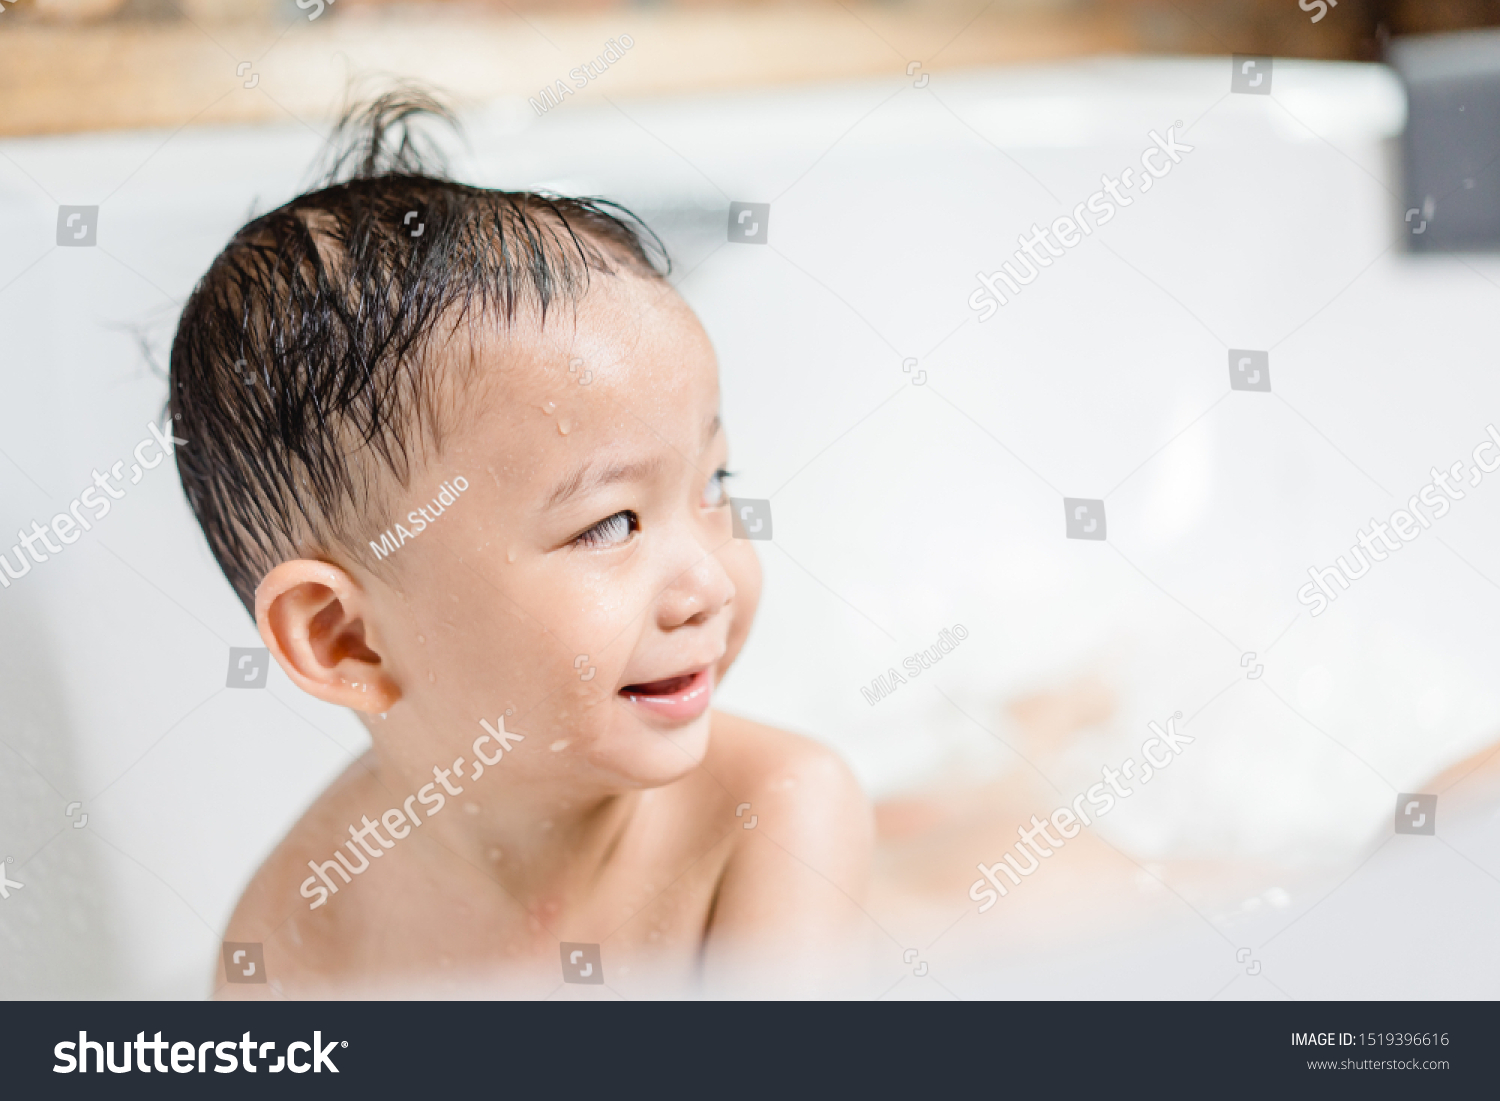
[469,273,708,384]
[449,275,719,461]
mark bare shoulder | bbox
[215,755,383,998]
[698,712,874,971]
[706,710,873,848]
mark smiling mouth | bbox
[620,672,699,697]
[618,667,714,721]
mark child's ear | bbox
[254,559,401,714]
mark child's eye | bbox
[573,510,638,549]
[702,468,734,508]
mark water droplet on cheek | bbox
[550,740,570,752]
[557,420,570,436]
[487,847,503,862]
[416,635,425,645]
[506,548,517,563]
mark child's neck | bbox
[367,725,647,898]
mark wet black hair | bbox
[168,88,669,614]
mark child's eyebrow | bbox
[545,457,663,510]
[545,414,721,510]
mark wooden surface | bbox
[0,0,1478,136]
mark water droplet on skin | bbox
[550,740,570,752]
[416,634,425,644]
[506,548,517,563]
[487,847,503,862]
[557,420,570,435]
[541,402,555,415]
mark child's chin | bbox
[612,709,712,783]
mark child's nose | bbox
[657,544,735,631]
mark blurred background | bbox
[3,0,1500,999]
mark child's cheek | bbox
[717,539,761,678]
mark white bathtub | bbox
[2,55,1498,998]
